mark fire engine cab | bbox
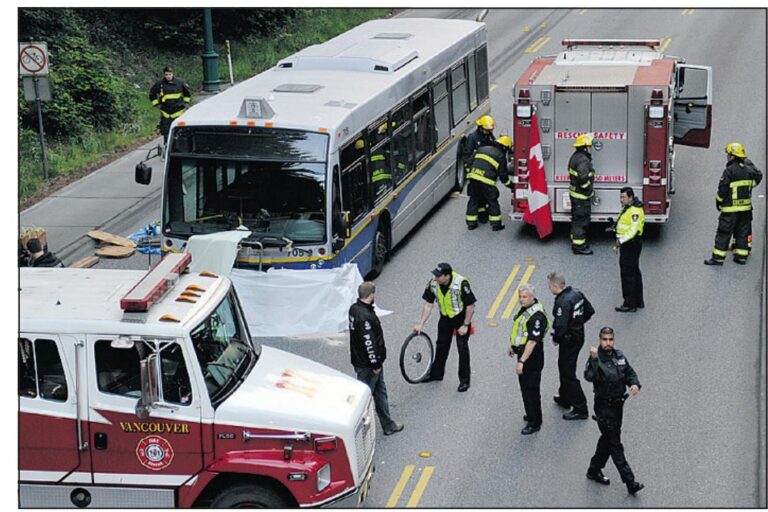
[19,253,375,508]
[511,39,713,223]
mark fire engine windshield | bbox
[164,127,329,245]
[190,288,260,405]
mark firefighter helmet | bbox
[476,115,496,131]
[497,135,513,149]
[573,133,594,148]
[725,142,746,158]
[354,139,365,150]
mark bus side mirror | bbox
[135,162,152,185]
[343,211,351,239]
[136,354,160,419]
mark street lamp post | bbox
[201,8,220,92]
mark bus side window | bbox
[342,162,369,224]
[412,89,433,164]
[451,61,469,126]
[433,74,451,147]
[392,102,414,184]
[19,338,37,398]
[368,119,393,202]
[467,53,478,111]
[475,46,490,104]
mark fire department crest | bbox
[136,435,174,471]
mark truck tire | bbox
[367,223,389,279]
[210,483,292,508]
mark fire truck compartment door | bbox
[19,335,84,482]
[590,92,628,180]
[673,64,712,148]
[87,336,204,487]
[554,92,591,180]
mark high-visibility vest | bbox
[429,272,468,318]
[510,302,550,348]
[616,203,645,244]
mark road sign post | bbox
[19,42,51,180]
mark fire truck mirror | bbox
[137,355,160,419]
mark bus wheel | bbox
[455,160,467,192]
[368,225,389,279]
[210,484,291,508]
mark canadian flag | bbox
[522,113,553,238]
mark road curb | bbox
[760,210,767,508]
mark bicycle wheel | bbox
[400,331,434,384]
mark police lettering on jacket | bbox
[348,300,386,369]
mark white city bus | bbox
[138,17,490,277]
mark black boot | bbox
[704,258,723,266]
[626,481,645,495]
[572,246,594,255]
[586,468,610,485]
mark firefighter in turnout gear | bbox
[465,136,513,231]
[704,142,763,266]
[584,327,644,496]
[149,66,192,145]
[508,283,549,435]
[458,115,496,221]
[568,133,596,254]
[613,187,645,312]
[371,122,393,198]
[414,263,476,392]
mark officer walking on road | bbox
[508,283,549,435]
[348,281,404,436]
[465,136,513,231]
[149,66,192,146]
[414,263,476,392]
[584,326,644,496]
[612,187,645,312]
[568,133,596,255]
[547,271,594,421]
[704,142,763,266]
[458,115,496,221]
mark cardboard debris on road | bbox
[87,230,137,248]
[95,245,135,258]
[68,256,100,268]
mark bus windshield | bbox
[164,127,329,244]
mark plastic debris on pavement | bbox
[129,220,162,255]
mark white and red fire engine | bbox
[19,253,375,508]
[510,39,713,223]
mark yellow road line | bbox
[487,264,521,319]
[406,466,435,508]
[501,265,536,320]
[386,465,415,508]
[660,37,672,53]
[490,83,497,92]
[525,37,545,54]
[578,9,588,15]
[531,36,551,53]
[682,8,696,15]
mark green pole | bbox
[201,8,220,92]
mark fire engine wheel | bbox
[210,484,291,508]
[400,331,434,384]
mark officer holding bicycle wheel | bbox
[414,263,476,392]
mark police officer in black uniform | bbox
[414,263,476,392]
[508,283,548,435]
[547,271,594,420]
[149,66,192,145]
[704,142,763,265]
[584,326,644,495]
[349,281,403,435]
[568,133,596,255]
[465,136,513,231]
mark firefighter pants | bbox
[158,116,173,144]
[570,197,591,248]
[466,181,501,228]
[464,165,489,221]
[518,369,542,427]
[590,403,636,484]
[430,314,471,384]
[619,239,644,308]
[713,211,752,261]
[557,337,588,412]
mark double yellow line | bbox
[525,37,551,54]
[682,8,696,15]
[386,465,435,508]
[659,36,673,53]
[486,264,537,320]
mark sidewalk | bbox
[19,138,165,265]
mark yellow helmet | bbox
[476,115,495,131]
[497,135,513,149]
[725,142,746,158]
[354,139,365,150]
[573,132,594,148]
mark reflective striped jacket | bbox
[716,158,763,213]
[467,144,511,187]
[568,149,595,200]
[149,77,192,118]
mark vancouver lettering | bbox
[120,422,190,434]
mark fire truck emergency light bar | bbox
[120,253,192,312]
[561,39,661,49]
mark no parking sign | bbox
[19,42,49,76]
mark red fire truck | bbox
[19,254,375,508]
[510,39,713,223]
